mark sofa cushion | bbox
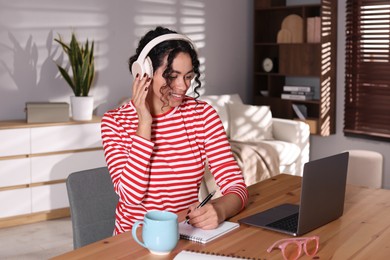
[228,103,274,142]
[200,94,243,137]
[258,140,301,166]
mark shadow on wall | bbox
[0,30,71,120]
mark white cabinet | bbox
[0,158,30,187]
[31,150,106,183]
[0,117,107,226]
[31,183,69,213]
[0,128,30,157]
[30,123,102,153]
[0,188,31,218]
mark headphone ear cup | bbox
[131,61,144,80]
[143,56,153,78]
[132,57,153,80]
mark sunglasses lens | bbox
[305,238,318,256]
[283,242,300,260]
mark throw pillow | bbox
[200,94,243,137]
[228,103,274,141]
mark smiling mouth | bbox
[170,92,184,99]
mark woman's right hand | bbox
[132,73,153,139]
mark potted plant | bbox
[54,32,95,121]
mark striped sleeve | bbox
[202,104,249,209]
[101,112,155,205]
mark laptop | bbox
[238,152,349,236]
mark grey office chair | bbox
[66,167,119,249]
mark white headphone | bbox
[131,33,196,79]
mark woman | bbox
[101,26,248,235]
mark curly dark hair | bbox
[128,27,201,106]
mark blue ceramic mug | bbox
[132,210,179,255]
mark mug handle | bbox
[132,221,146,248]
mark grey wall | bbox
[0,0,252,120]
[0,0,389,188]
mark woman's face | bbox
[151,52,194,110]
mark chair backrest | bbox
[345,150,383,188]
[66,167,119,249]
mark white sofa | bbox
[199,94,310,198]
[118,94,310,197]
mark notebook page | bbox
[179,221,239,244]
[174,250,246,259]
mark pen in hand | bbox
[185,190,216,224]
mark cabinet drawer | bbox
[31,150,106,182]
[31,183,68,212]
[0,157,30,187]
[0,188,31,218]
[30,123,102,153]
[0,128,30,157]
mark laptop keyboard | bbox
[266,213,299,233]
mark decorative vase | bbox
[70,96,94,121]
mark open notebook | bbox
[179,221,239,244]
[174,250,246,259]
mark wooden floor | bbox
[0,218,73,260]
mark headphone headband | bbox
[132,33,196,79]
[137,33,196,62]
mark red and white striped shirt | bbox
[101,96,248,234]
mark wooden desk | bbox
[52,174,390,259]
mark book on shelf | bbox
[288,91,313,95]
[281,92,314,101]
[283,85,313,92]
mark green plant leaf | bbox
[56,65,75,93]
[54,32,95,97]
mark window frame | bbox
[344,0,390,141]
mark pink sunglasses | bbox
[267,236,319,260]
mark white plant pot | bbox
[70,96,94,121]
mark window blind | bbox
[344,0,390,140]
